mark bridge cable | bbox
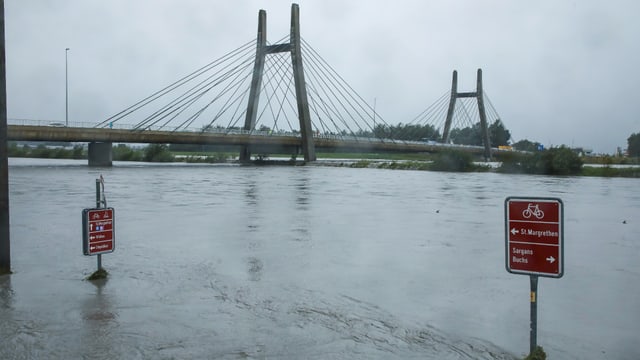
[174,55,256,131]
[301,54,356,136]
[173,63,254,132]
[200,72,253,131]
[300,45,362,137]
[112,40,254,131]
[402,90,451,140]
[258,52,297,132]
[271,54,299,133]
[301,41,378,141]
[96,39,255,128]
[216,42,281,132]
[132,45,256,131]
[301,38,394,141]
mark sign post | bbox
[505,197,563,356]
[0,0,11,275]
[529,275,538,354]
[82,176,114,277]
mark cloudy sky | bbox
[5,0,639,153]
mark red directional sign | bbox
[505,197,563,278]
[82,207,115,256]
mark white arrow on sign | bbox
[510,228,519,235]
[546,256,556,264]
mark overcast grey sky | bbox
[5,0,639,153]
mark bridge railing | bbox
[8,118,463,148]
[7,118,137,130]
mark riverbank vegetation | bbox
[523,346,546,360]
[7,142,639,177]
[497,146,640,177]
[346,146,639,177]
[8,142,84,159]
[8,142,233,164]
[497,146,583,175]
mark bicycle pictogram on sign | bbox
[522,203,544,219]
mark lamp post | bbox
[65,48,69,126]
[373,97,377,127]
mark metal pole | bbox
[530,275,539,354]
[95,179,102,271]
[373,98,377,130]
[0,0,10,275]
[65,48,69,127]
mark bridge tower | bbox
[240,4,316,162]
[441,69,492,160]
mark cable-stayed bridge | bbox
[8,4,511,165]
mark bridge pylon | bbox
[240,4,316,162]
[441,69,492,160]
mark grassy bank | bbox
[581,166,640,178]
[8,142,639,178]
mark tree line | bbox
[628,132,640,157]
[354,119,512,147]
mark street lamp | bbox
[65,48,70,126]
[373,97,377,127]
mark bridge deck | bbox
[8,125,515,156]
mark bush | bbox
[521,146,583,175]
[7,142,86,159]
[377,161,430,171]
[8,143,28,157]
[582,166,640,178]
[143,144,174,162]
[72,145,84,159]
[31,144,51,158]
[523,346,546,360]
[113,144,143,161]
[430,150,474,172]
[350,160,371,168]
[497,152,528,173]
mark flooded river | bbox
[1,158,639,359]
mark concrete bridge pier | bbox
[88,142,113,167]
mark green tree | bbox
[32,144,51,158]
[113,144,143,161]
[521,146,583,175]
[628,132,640,157]
[430,150,475,172]
[143,144,174,162]
[258,125,271,133]
[489,119,511,147]
[513,139,543,152]
[448,120,511,147]
[7,142,27,157]
[72,145,85,159]
[371,123,440,141]
[450,124,482,145]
